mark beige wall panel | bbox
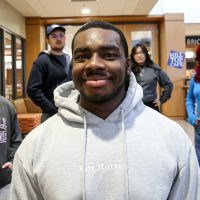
[185,23,200,35]
[0,0,25,37]
[160,14,186,118]
[25,25,45,86]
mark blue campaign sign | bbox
[167,50,185,69]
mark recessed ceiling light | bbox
[81,6,91,14]
[71,0,97,2]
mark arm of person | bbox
[153,98,161,107]
[185,77,198,126]
[167,145,200,200]
[27,60,57,115]
[9,103,22,162]
[10,153,43,200]
[157,69,174,104]
[2,162,12,169]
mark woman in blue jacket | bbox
[186,44,200,165]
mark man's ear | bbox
[46,38,50,45]
[126,59,131,75]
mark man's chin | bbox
[52,47,64,51]
[81,92,117,105]
[80,81,126,104]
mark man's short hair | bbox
[71,20,129,58]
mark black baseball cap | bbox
[46,24,65,37]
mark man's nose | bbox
[85,54,104,69]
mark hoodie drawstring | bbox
[82,113,87,200]
[82,111,130,200]
[121,109,130,200]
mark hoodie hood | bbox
[54,72,144,124]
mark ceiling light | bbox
[185,51,195,59]
[5,45,11,48]
[71,0,96,2]
[81,6,91,14]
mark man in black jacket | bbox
[0,95,22,200]
[27,24,72,122]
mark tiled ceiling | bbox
[6,0,158,17]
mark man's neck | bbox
[50,49,64,55]
[79,92,126,120]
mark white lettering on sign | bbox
[186,38,200,45]
[168,51,185,68]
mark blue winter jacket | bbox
[186,75,200,125]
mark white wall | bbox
[0,0,25,38]
[150,0,200,23]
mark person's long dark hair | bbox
[130,43,154,76]
[194,45,200,83]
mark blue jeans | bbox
[194,122,200,166]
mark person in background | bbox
[0,95,22,200]
[130,43,173,112]
[27,24,72,122]
[186,44,200,165]
[11,20,199,200]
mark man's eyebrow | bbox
[74,45,120,55]
[74,47,89,55]
[100,45,120,51]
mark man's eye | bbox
[104,53,117,60]
[75,55,88,62]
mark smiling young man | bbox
[72,26,130,119]
[11,20,199,200]
[27,24,72,122]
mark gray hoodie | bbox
[10,74,199,200]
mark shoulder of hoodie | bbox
[142,107,193,152]
[0,95,14,108]
[37,50,71,60]
[15,114,73,159]
[0,95,16,114]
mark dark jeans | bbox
[195,122,200,166]
[143,101,160,112]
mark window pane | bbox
[131,31,153,58]
[4,32,13,100]
[16,38,23,98]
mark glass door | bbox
[123,23,161,107]
[0,27,25,99]
[16,37,24,98]
[124,23,159,64]
[4,32,13,100]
